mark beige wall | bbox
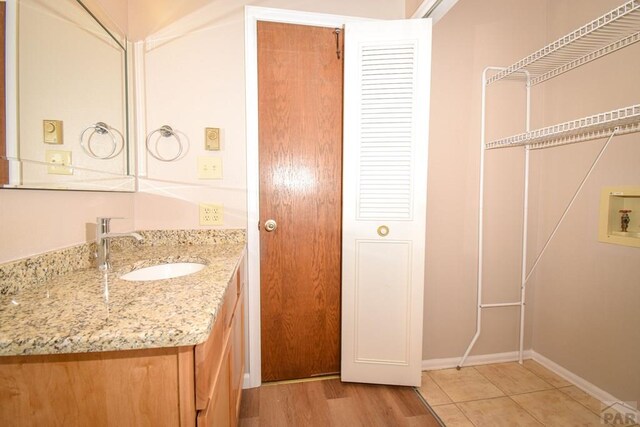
[405,0,423,18]
[427,0,639,403]
[530,0,640,404]
[424,0,547,359]
[0,190,134,263]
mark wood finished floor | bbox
[239,378,441,426]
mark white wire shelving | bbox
[458,1,640,370]
[486,104,640,150]
[486,0,640,87]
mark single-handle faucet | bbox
[96,217,143,271]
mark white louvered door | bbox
[341,19,432,387]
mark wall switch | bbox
[43,120,63,144]
[205,127,220,151]
[197,156,223,179]
[199,204,223,226]
[46,150,72,175]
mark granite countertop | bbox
[0,232,245,356]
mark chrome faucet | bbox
[96,217,143,271]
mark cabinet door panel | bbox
[230,293,245,422]
[197,347,231,427]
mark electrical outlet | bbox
[46,150,73,175]
[205,127,220,151]
[199,204,223,226]
[197,157,223,179]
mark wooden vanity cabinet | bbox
[195,256,246,427]
[0,255,246,427]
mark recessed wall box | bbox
[598,186,640,248]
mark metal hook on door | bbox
[334,28,341,60]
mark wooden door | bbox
[341,19,432,387]
[258,21,343,382]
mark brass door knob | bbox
[264,219,277,232]
[377,225,389,237]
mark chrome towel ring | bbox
[146,125,184,162]
[80,122,124,160]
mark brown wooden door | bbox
[258,21,343,382]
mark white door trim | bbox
[244,6,371,388]
[5,0,20,185]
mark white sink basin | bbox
[120,262,206,281]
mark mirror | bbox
[2,0,134,191]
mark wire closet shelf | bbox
[486,104,640,150]
[486,0,640,87]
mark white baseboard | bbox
[530,351,639,419]
[422,350,533,371]
[242,373,256,389]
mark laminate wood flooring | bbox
[239,377,441,426]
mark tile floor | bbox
[419,360,638,426]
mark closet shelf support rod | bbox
[457,67,531,370]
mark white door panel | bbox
[342,19,432,387]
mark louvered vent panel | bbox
[357,43,416,220]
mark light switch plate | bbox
[46,150,73,175]
[197,157,223,179]
[199,204,223,226]
[43,120,63,144]
[205,127,220,151]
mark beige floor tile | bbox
[474,362,554,395]
[559,386,604,414]
[431,404,474,427]
[428,367,504,403]
[458,397,542,426]
[523,360,572,388]
[511,389,602,426]
[419,371,452,406]
[560,389,640,427]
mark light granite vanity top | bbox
[0,230,245,356]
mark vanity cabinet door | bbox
[194,265,239,410]
[197,346,232,427]
[195,254,245,426]
[230,291,245,424]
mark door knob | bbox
[264,219,277,232]
[377,225,389,237]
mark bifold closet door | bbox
[341,19,432,387]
